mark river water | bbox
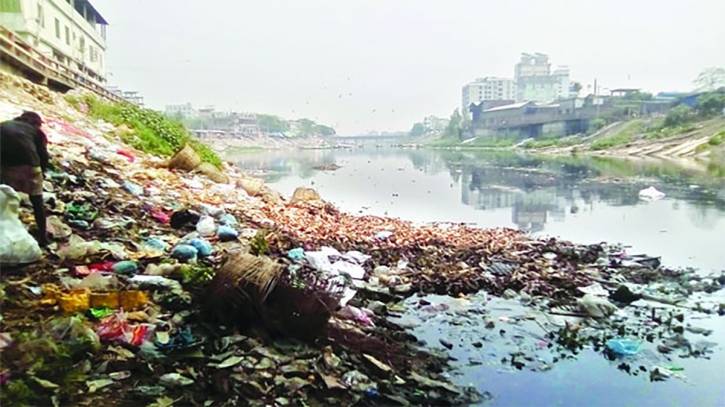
[226,147,725,406]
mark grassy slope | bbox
[67,94,222,167]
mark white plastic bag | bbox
[0,185,42,265]
[196,216,217,237]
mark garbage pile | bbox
[1,71,723,406]
[0,73,486,406]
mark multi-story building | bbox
[461,77,516,118]
[165,103,198,119]
[0,0,108,82]
[423,115,449,132]
[514,53,570,103]
[552,66,571,100]
[106,86,144,107]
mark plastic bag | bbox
[170,244,198,262]
[196,216,217,237]
[0,185,42,266]
[216,225,238,242]
[57,234,101,260]
[46,215,72,239]
[330,261,366,280]
[218,213,238,226]
[189,238,213,257]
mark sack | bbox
[0,185,42,266]
[237,177,265,197]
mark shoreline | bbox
[1,72,724,406]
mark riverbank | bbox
[421,117,725,163]
[1,72,724,406]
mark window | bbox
[55,19,60,38]
[80,36,85,55]
[37,5,45,28]
[65,26,70,45]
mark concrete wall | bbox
[0,0,106,77]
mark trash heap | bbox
[0,73,485,406]
[1,71,723,406]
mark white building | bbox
[423,115,449,132]
[552,66,571,100]
[0,0,109,82]
[165,103,198,119]
[514,53,571,103]
[461,77,516,118]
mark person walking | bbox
[0,111,49,247]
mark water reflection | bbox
[226,148,725,271]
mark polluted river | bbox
[228,147,725,406]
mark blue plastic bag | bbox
[218,213,238,227]
[112,260,139,276]
[170,244,198,262]
[606,339,641,356]
[288,248,305,262]
[216,225,239,242]
[189,238,213,257]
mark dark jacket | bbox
[0,119,49,170]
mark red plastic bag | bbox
[96,313,150,346]
[151,210,170,224]
[97,313,128,342]
[89,262,114,273]
[117,149,136,163]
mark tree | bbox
[664,105,694,127]
[410,123,425,137]
[443,109,463,138]
[257,114,290,132]
[695,92,725,116]
[694,67,725,92]
[315,125,336,136]
[570,82,583,95]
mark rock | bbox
[159,373,194,388]
[577,294,618,318]
[502,289,517,299]
[367,300,387,315]
[609,285,642,304]
[290,187,321,204]
[363,354,393,375]
[439,339,453,349]
[393,283,413,295]
[237,177,265,197]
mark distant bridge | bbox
[337,135,409,142]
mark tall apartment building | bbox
[0,0,109,82]
[552,66,571,100]
[514,53,570,103]
[461,77,516,118]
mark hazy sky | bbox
[94,0,725,135]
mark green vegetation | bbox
[641,92,724,140]
[590,133,633,150]
[0,316,100,405]
[224,146,265,154]
[257,114,290,133]
[410,122,425,137]
[588,119,645,150]
[427,135,516,149]
[709,130,725,146]
[67,95,221,167]
[591,117,607,131]
[523,135,582,149]
[695,92,725,116]
[664,105,694,127]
